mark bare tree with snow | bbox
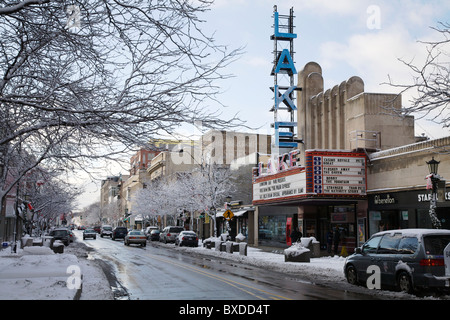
[0,0,243,216]
[387,22,450,129]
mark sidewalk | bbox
[0,242,113,300]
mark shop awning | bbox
[216,209,249,218]
[232,210,247,217]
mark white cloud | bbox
[320,27,417,88]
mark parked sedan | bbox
[175,231,199,247]
[124,230,147,247]
[68,229,75,242]
[344,228,450,294]
[100,225,113,238]
[144,226,158,239]
[83,228,97,240]
[149,229,160,241]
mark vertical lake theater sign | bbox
[253,150,367,205]
[252,8,367,206]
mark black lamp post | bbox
[426,157,440,175]
[426,157,442,229]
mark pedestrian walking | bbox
[333,227,340,255]
[326,229,333,254]
[290,227,302,243]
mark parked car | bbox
[101,225,113,238]
[68,229,75,242]
[160,226,184,244]
[344,228,450,294]
[175,231,198,247]
[144,226,159,239]
[112,226,128,240]
[49,228,71,246]
[83,228,97,240]
[93,226,101,233]
[124,230,147,247]
[149,229,160,241]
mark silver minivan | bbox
[344,229,450,294]
[159,226,184,243]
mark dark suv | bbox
[49,228,71,246]
[344,228,450,294]
[112,226,128,240]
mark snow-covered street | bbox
[1,230,449,300]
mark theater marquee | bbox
[252,151,367,205]
[307,151,367,196]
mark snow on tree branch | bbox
[0,0,244,207]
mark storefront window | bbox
[258,215,287,246]
[330,205,356,238]
[417,208,450,229]
[369,210,400,236]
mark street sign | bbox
[444,243,450,277]
[223,209,234,221]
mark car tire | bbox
[346,265,358,285]
[397,271,413,294]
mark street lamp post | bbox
[426,157,442,229]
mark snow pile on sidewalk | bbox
[188,243,347,285]
[0,241,113,300]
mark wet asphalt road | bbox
[78,230,377,300]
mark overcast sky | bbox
[75,0,450,209]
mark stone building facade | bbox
[297,62,415,158]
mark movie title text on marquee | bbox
[253,170,306,203]
[312,155,367,195]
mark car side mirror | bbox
[354,247,362,255]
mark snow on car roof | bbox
[373,228,450,237]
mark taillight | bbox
[420,259,445,266]
[167,233,171,237]
[182,237,186,240]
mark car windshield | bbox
[170,227,184,233]
[182,231,196,236]
[85,229,95,233]
[103,227,112,231]
[53,230,68,236]
[424,235,450,255]
[129,231,143,235]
